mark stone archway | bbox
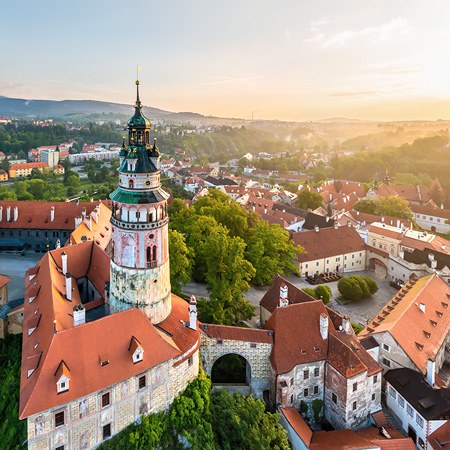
[211,353,251,385]
[368,257,388,278]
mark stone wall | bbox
[27,350,200,450]
[200,334,272,398]
[109,260,171,324]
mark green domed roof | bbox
[128,111,150,128]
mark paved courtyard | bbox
[0,252,42,301]
[182,270,398,329]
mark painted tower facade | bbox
[108,81,171,323]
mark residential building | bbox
[292,224,366,277]
[411,204,450,234]
[40,148,60,168]
[385,368,450,450]
[359,274,450,380]
[0,200,108,252]
[9,162,48,178]
[0,169,7,181]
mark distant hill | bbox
[316,117,376,124]
[0,96,175,119]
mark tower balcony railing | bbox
[146,261,158,268]
[111,215,169,230]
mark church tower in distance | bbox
[108,80,171,323]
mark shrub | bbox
[315,285,332,304]
[302,287,318,299]
[312,399,323,423]
[338,276,378,301]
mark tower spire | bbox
[135,64,141,107]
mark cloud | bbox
[199,76,265,87]
[305,17,412,48]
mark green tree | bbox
[296,189,323,210]
[211,390,290,450]
[302,287,318,299]
[168,229,193,294]
[378,196,413,219]
[246,221,301,286]
[354,198,380,215]
[200,232,255,325]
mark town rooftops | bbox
[360,274,450,374]
[385,368,450,421]
[292,225,366,262]
[411,203,450,218]
[368,222,405,240]
[10,162,48,170]
[0,200,105,230]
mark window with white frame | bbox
[406,404,413,417]
[398,395,405,408]
[382,343,390,352]
[388,386,396,398]
[416,414,424,428]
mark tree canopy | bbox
[296,189,323,210]
[337,276,378,302]
[354,196,413,220]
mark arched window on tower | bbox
[152,246,157,262]
[129,179,134,188]
[145,131,150,145]
[147,246,157,268]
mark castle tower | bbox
[108,80,171,323]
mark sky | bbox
[2,0,450,121]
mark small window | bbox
[373,375,378,384]
[314,367,320,377]
[352,401,357,411]
[138,375,146,390]
[216,339,223,345]
[250,343,257,348]
[304,388,309,397]
[101,392,110,408]
[398,395,405,408]
[314,385,319,395]
[406,404,413,417]
[372,393,376,401]
[55,411,65,428]
[290,394,293,404]
[382,357,391,367]
[332,393,337,404]
[55,446,64,450]
[353,382,357,392]
[389,386,396,399]
[188,356,193,367]
[416,414,424,428]
[103,423,111,440]
[290,378,293,386]
[303,369,309,380]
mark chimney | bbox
[320,313,328,340]
[91,208,98,223]
[314,225,320,233]
[329,193,332,201]
[73,305,86,327]
[61,252,68,275]
[279,284,289,307]
[85,215,92,231]
[427,359,436,387]
[74,216,82,228]
[431,260,437,270]
[81,207,87,220]
[55,239,61,249]
[66,273,72,301]
[6,206,11,222]
[189,295,197,330]
[334,221,339,229]
[399,250,405,259]
[0,206,2,221]
[441,203,444,210]
[342,316,351,334]
[381,216,385,223]
[13,206,18,221]
[50,206,55,222]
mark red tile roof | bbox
[279,407,313,447]
[292,226,366,262]
[20,243,200,419]
[360,274,450,374]
[265,301,334,374]
[428,420,450,449]
[10,162,48,170]
[259,274,316,313]
[199,324,273,343]
[368,223,404,240]
[0,200,105,230]
[411,204,450,218]
[0,274,11,288]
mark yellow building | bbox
[0,170,8,182]
[9,162,48,178]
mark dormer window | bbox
[128,336,144,364]
[55,360,70,394]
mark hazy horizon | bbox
[2,0,450,122]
